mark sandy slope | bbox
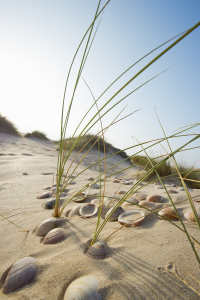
[1,133,200,300]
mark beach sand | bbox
[1,132,200,299]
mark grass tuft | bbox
[0,114,20,136]
[24,131,49,141]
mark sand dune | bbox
[1,133,200,299]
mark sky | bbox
[0,0,200,166]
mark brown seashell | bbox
[86,241,107,259]
[68,206,82,217]
[43,228,66,244]
[184,210,200,222]
[117,190,126,195]
[122,197,139,207]
[36,192,52,199]
[22,172,29,175]
[3,257,37,294]
[74,191,88,202]
[158,207,179,220]
[155,185,164,189]
[139,200,155,208]
[118,210,145,226]
[112,179,120,183]
[63,275,101,300]
[89,183,100,189]
[35,218,57,236]
[87,177,94,181]
[146,195,164,203]
[79,204,98,218]
[105,207,124,221]
[132,193,147,201]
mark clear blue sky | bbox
[0,0,200,166]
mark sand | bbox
[1,132,200,299]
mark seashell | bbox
[3,257,37,294]
[122,197,139,207]
[118,210,145,226]
[89,183,100,189]
[146,195,163,203]
[86,241,107,259]
[105,206,124,221]
[79,204,98,218]
[117,190,126,195]
[171,184,177,187]
[112,179,120,183]
[43,186,51,190]
[139,200,155,209]
[37,192,52,199]
[91,198,111,206]
[74,191,88,202]
[66,175,75,178]
[65,209,71,217]
[43,228,66,245]
[22,172,29,175]
[184,210,200,222]
[69,181,76,185]
[121,180,133,185]
[155,185,164,189]
[132,193,147,201]
[43,199,56,209]
[158,207,179,220]
[68,206,81,217]
[35,218,58,236]
[178,187,184,191]
[166,189,178,194]
[63,275,101,300]
[87,177,94,181]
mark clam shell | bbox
[89,183,100,189]
[139,200,155,209]
[118,210,145,226]
[121,180,133,185]
[117,190,126,195]
[112,179,120,183]
[105,207,124,221]
[146,195,163,203]
[178,187,184,191]
[86,241,107,259]
[132,193,147,201]
[155,185,164,189]
[3,257,37,294]
[68,206,82,217]
[35,217,57,236]
[64,275,101,300]
[43,228,66,244]
[79,204,98,218]
[166,189,178,194]
[184,210,200,222]
[87,177,94,181]
[74,191,88,202]
[122,197,139,207]
[43,199,56,209]
[36,192,52,199]
[158,207,179,220]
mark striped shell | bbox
[139,200,155,209]
[36,192,52,199]
[146,195,163,203]
[64,275,101,300]
[43,228,66,245]
[132,193,147,201]
[74,191,88,202]
[105,207,124,222]
[122,197,139,207]
[86,241,107,259]
[158,207,179,220]
[118,210,145,226]
[34,218,57,236]
[79,204,98,218]
[3,257,37,294]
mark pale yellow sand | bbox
[1,132,200,299]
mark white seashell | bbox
[36,192,52,199]
[79,204,98,218]
[35,218,57,236]
[86,241,107,260]
[68,206,82,217]
[122,197,139,207]
[43,228,66,245]
[132,193,147,201]
[146,195,163,203]
[158,207,179,220]
[184,210,200,222]
[105,207,124,221]
[3,257,37,294]
[64,275,101,300]
[118,210,145,226]
[139,200,155,209]
[74,191,88,202]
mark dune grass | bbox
[24,131,49,141]
[0,114,20,136]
